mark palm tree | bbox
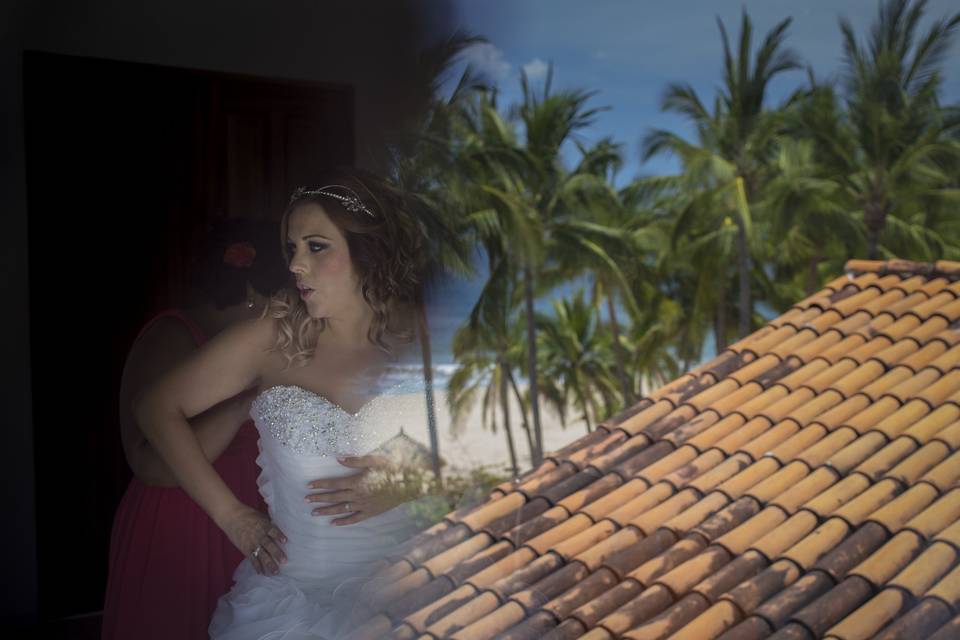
[537,290,620,434]
[618,176,698,376]
[622,296,683,395]
[562,138,639,404]
[505,68,612,463]
[799,0,960,259]
[447,331,523,477]
[448,87,537,461]
[446,260,530,475]
[643,10,802,339]
[761,137,864,296]
[620,199,687,385]
[538,209,641,404]
[677,195,743,351]
[384,31,488,483]
[451,71,610,466]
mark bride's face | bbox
[285,204,363,320]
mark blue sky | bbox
[446,0,960,185]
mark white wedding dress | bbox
[209,383,422,639]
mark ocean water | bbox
[381,362,459,393]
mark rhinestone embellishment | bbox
[252,385,390,456]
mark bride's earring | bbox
[246,295,255,309]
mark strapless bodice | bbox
[248,385,415,582]
[252,385,398,457]
[211,381,423,638]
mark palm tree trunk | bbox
[506,368,536,465]
[715,276,728,352]
[865,200,886,260]
[606,292,632,404]
[806,256,821,296]
[866,229,880,260]
[737,220,751,338]
[574,387,592,434]
[499,360,519,477]
[415,298,443,484]
[523,262,544,466]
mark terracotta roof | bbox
[349,258,960,640]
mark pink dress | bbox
[102,310,264,640]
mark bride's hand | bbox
[220,504,288,575]
[305,455,400,526]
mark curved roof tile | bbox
[348,259,960,640]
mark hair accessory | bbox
[293,185,376,218]
[223,241,257,268]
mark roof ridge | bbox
[845,259,960,280]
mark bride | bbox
[135,168,428,638]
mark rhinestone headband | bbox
[292,184,376,218]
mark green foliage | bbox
[800,0,960,259]
[390,1,960,480]
[536,289,622,431]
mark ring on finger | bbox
[252,544,263,559]
[345,502,352,512]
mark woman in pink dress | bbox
[102,219,289,640]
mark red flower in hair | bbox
[223,241,256,268]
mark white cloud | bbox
[522,58,549,79]
[461,42,512,81]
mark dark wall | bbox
[1,0,453,626]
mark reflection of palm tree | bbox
[643,10,801,339]
[451,88,537,468]
[675,194,741,352]
[452,70,608,466]
[557,138,640,404]
[447,260,527,476]
[538,290,620,434]
[762,138,863,296]
[385,31,485,483]
[798,0,960,259]
[490,68,609,465]
[615,178,691,383]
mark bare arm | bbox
[118,318,256,487]
[133,316,287,571]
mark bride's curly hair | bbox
[265,167,425,367]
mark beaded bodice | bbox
[246,381,415,582]
[251,385,394,457]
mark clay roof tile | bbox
[869,598,954,640]
[887,541,957,596]
[920,449,960,492]
[849,530,924,586]
[824,587,907,640]
[384,261,960,640]
[929,613,960,640]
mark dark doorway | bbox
[23,51,354,621]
